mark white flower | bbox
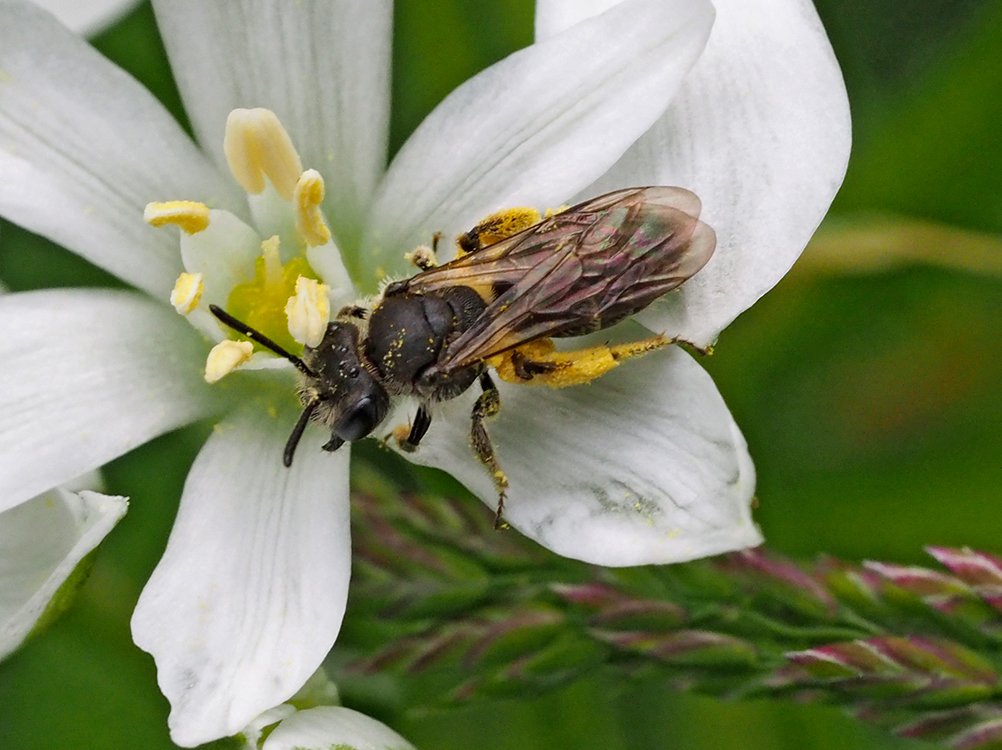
[0,0,850,746]
[0,472,127,661]
[257,706,414,750]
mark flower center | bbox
[226,235,319,354]
[145,108,353,382]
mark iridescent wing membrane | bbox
[397,187,716,375]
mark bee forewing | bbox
[679,218,717,277]
[639,185,703,220]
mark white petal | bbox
[153,0,392,252]
[0,485,127,660]
[400,346,760,566]
[534,0,627,40]
[588,0,852,346]
[31,0,140,36]
[178,209,262,340]
[362,0,714,283]
[131,405,351,748]
[263,707,414,750]
[0,289,217,513]
[0,1,241,298]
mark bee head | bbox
[301,321,390,452]
[207,305,389,467]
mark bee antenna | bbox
[209,304,316,378]
[284,398,321,467]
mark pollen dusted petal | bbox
[144,200,211,234]
[224,108,303,201]
[204,340,254,383]
[294,169,332,247]
[169,272,204,315]
[285,276,330,348]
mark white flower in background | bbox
[0,471,127,661]
[256,706,414,750]
[0,0,850,745]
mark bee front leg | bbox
[470,372,509,530]
[393,404,432,453]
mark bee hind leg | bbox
[470,372,509,530]
[493,334,685,388]
[457,207,542,255]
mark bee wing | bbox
[413,187,716,375]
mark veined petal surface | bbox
[363,0,714,283]
[590,0,852,346]
[131,405,352,748]
[0,289,215,512]
[153,0,392,253]
[0,486,127,660]
[264,707,414,750]
[402,346,760,566]
[0,1,240,298]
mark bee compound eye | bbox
[334,395,387,441]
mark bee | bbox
[210,186,715,527]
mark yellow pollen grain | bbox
[294,169,332,247]
[223,108,303,200]
[204,340,254,383]
[169,271,204,314]
[285,275,331,348]
[144,201,210,234]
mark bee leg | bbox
[404,236,440,271]
[495,334,678,388]
[395,404,433,453]
[457,207,543,255]
[470,372,509,530]
[511,349,559,381]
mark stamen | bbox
[260,235,283,288]
[285,276,330,348]
[294,169,332,247]
[204,340,254,383]
[144,201,210,234]
[223,108,303,200]
[169,272,204,314]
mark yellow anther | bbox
[223,108,303,200]
[204,340,254,384]
[285,276,330,348]
[144,201,210,234]
[294,169,332,247]
[169,272,204,314]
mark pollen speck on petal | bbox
[204,340,254,383]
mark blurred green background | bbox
[1,1,1000,748]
